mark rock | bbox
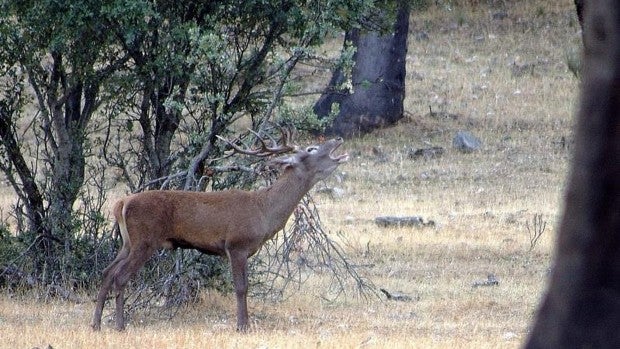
[472,273,499,288]
[492,11,508,20]
[374,216,435,228]
[408,146,445,160]
[315,186,345,199]
[453,130,482,153]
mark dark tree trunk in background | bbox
[574,0,584,29]
[314,2,409,138]
[526,0,620,347]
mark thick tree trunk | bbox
[12,49,103,282]
[314,2,409,137]
[574,0,584,29]
[45,75,99,281]
[525,1,620,347]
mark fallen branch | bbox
[252,195,378,301]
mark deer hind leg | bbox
[102,243,130,279]
[111,244,156,331]
[227,248,250,331]
[92,243,130,331]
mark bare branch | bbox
[251,195,378,301]
[526,214,547,252]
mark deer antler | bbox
[217,127,297,157]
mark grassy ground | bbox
[1,1,580,348]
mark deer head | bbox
[269,137,348,186]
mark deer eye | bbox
[306,146,319,153]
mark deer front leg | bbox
[227,249,250,331]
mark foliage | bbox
[0,0,378,310]
[0,221,20,270]
[278,104,335,134]
[0,0,125,285]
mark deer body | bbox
[92,137,347,331]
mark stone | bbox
[472,273,500,288]
[453,130,482,153]
[315,186,345,199]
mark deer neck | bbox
[259,169,313,234]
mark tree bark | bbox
[139,73,187,184]
[574,0,584,29]
[0,96,47,240]
[314,2,409,137]
[119,34,190,188]
[525,0,620,347]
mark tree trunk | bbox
[122,44,187,188]
[314,2,409,137]
[525,0,620,347]
[137,76,187,185]
[44,57,101,281]
[574,0,584,29]
[12,49,105,282]
[0,94,48,241]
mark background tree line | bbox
[0,0,421,301]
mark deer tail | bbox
[113,199,131,247]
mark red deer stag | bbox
[91,132,348,331]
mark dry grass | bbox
[0,1,580,348]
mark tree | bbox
[0,0,377,292]
[101,0,210,191]
[574,0,584,29]
[314,1,410,137]
[100,0,378,192]
[0,0,127,283]
[525,0,620,347]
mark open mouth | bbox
[330,141,349,163]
